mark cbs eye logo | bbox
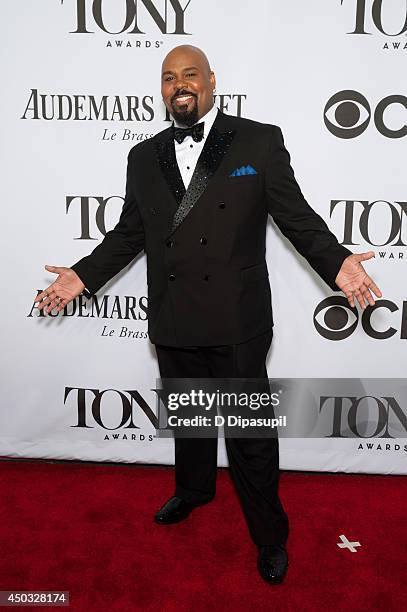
[324,90,407,139]
[314,297,358,340]
[314,296,407,341]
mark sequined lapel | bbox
[154,136,186,208]
[168,124,235,236]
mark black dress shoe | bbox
[154,496,196,525]
[257,544,288,584]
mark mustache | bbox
[171,90,197,104]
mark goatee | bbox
[171,103,199,127]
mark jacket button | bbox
[169,274,176,281]
[203,275,210,281]
[200,236,207,245]
[218,202,226,209]
[166,239,174,248]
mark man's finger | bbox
[354,251,375,263]
[366,278,382,298]
[56,298,68,313]
[360,284,375,307]
[45,265,63,275]
[34,290,49,304]
[354,289,367,310]
[38,290,57,304]
[345,290,355,309]
[46,297,61,314]
[35,286,56,304]
[36,291,58,309]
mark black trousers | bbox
[154,330,289,546]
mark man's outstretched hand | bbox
[34,265,85,314]
[335,251,382,310]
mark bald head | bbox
[161,45,216,126]
[162,45,212,75]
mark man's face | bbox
[161,49,216,127]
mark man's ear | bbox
[210,71,216,91]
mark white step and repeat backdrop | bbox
[1,1,406,473]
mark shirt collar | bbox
[173,104,218,139]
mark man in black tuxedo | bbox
[35,45,381,584]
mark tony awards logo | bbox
[64,386,158,440]
[60,0,193,47]
[340,0,407,50]
[330,199,407,260]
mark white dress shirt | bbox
[173,104,218,189]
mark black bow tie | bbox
[173,122,204,144]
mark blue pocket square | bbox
[229,164,258,177]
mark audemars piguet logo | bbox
[28,293,148,319]
[60,0,193,48]
[28,293,148,339]
[20,90,155,121]
[20,90,247,143]
[340,0,407,50]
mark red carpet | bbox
[0,460,405,612]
